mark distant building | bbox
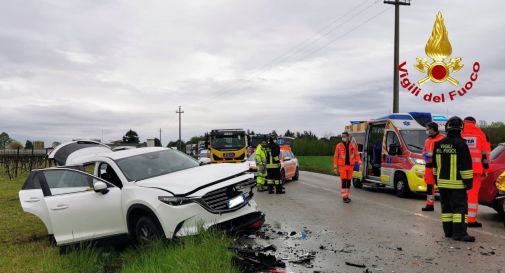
[33,141,44,150]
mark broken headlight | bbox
[158,196,194,206]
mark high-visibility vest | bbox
[461,121,490,174]
[333,141,360,168]
[255,144,267,166]
[423,132,445,168]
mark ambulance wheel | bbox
[352,178,363,189]
[494,198,505,216]
[394,173,411,198]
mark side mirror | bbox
[284,156,291,161]
[93,181,109,194]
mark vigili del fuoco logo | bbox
[398,12,480,103]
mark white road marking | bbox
[299,180,505,240]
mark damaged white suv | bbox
[19,141,264,246]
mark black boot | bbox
[453,234,475,242]
[275,185,285,194]
[443,222,453,238]
[268,185,274,194]
[422,205,434,211]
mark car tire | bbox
[48,234,56,247]
[493,198,505,216]
[352,178,363,189]
[394,173,411,198]
[293,168,299,181]
[135,216,163,244]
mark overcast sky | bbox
[1,0,504,145]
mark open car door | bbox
[49,140,111,166]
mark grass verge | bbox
[0,171,239,273]
[297,156,335,175]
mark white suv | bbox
[19,141,264,246]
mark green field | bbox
[0,171,239,273]
[297,156,334,175]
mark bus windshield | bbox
[211,134,246,149]
[400,130,426,154]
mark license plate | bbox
[224,153,235,158]
[228,194,245,208]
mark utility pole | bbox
[159,128,162,147]
[384,0,410,113]
[176,106,184,150]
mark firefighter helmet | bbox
[445,116,464,132]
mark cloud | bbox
[1,0,504,146]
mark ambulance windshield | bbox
[400,130,426,154]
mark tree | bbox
[122,129,140,144]
[167,140,185,151]
[154,138,162,147]
[284,130,295,137]
[25,140,34,150]
[0,132,12,149]
[52,141,62,148]
[8,140,23,150]
[271,130,278,138]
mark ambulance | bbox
[346,112,447,197]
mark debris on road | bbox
[231,244,285,273]
[345,261,367,268]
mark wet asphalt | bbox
[253,171,505,273]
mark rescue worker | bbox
[432,116,475,242]
[421,122,445,211]
[266,136,284,194]
[333,132,360,203]
[461,116,491,228]
[255,137,268,192]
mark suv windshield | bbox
[211,134,246,149]
[116,150,199,181]
[400,130,426,154]
[491,145,505,161]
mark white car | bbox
[19,141,264,247]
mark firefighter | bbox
[333,132,360,203]
[255,137,268,192]
[421,122,445,211]
[266,136,284,194]
[432,116,475,242]
[461,116,491,228]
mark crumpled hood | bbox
[136,162,251,196]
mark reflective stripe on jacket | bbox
[333,141,360,168]
[432,135,473,189]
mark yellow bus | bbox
[207,129,248,163]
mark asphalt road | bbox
[254,171,505,273]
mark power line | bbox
[188,1,382,108]
[195,6,390,108]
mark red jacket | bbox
[423,132,445,168]
[461,121,490,174]
[334,141,360,168]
